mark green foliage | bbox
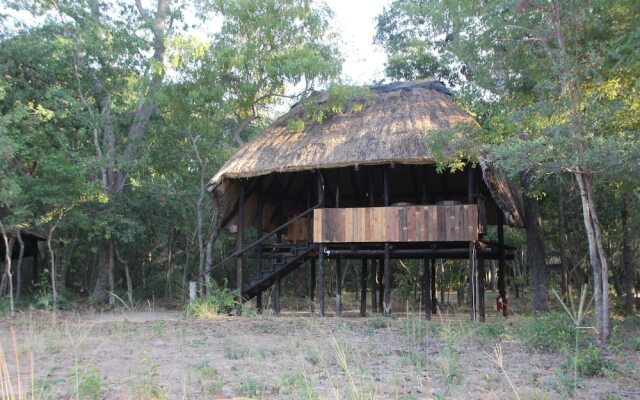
[184,283,239,319]
[364,316,392,335]
[74,365,106,400]
[561,345,617,377]
[223,338,249,360]
[281,370,317,399]
[514,312,578,351]
[238,375,267,398]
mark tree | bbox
[376,0,640,342]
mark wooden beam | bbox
[236,182,245,299]
[431,257,437,314]
[318,245,325,317]
[336,256,342,317]
[378,259,384,313]
[310,258,316,303]
[383,166,391,314]
[256,291,262,312]
[478,249,485,322]
[497,210,507,318]
[274,278,281,315]
[360,259,367,317]
[317,171,325,316]
[423,256,431,320]
[370,257,378,313]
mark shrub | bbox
[561,345,617,377]
[184,282,238,318]
[513,312,577,351]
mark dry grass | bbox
[0,308,637,399]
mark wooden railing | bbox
[313,204,479,243]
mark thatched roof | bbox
[208,80,523,227]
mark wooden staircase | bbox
[242,243,316,300]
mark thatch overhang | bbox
[208,80,523,228]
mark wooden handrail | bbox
[192,202,320,281]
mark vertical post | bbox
[468,165,477,320]
[370,258,378,312]
[383,166,391,314]
[497,210,508,318]
[360,259,367,317]
[236,182,245,300]
[256,291,262,312]
[478,248,485,322]
[423,256,431,320]
[367,166,377,313]
[335,173,341,316]
[310,259,316,302]
[317,171,325,316]
[336,257,342,317]
[256,188,264,273]
[274,278,281,316]
[470,242,477,321]
[318,246,325,317]
[431,257,437,314]
[378,259,384,312]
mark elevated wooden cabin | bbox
[207,80,522,320]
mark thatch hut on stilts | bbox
[207,80,522,320]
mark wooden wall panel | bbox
[313,205,479,243]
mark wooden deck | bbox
[313,205,479,243]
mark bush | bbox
[514,312,577,351]
[561,345,617,377]
[184,282,239,319]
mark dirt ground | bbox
[1,307,638,400]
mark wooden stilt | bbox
[310,259,316,303]
[367,166,377,313]
[236,183,245,300]
[497,210,508,318]
[360,259,367,317]
[274,278,281,316]
[470,242,477,321]
[478,249,485,322]
[383,166,391,314]
[336,256,342,317]
[423,256,431,320]
[378,259,384,312]
[371,258,378,313]
[319,246,325,317]
[317,172,325,317]
[431,257,437,314]
[384,244,391,314]
[256,291,262,312]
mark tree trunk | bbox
[46,227,58,310]
[621,196,636,315]
[165,228,174,299]
[521,173,549,312]
[15,230,24,302]
[114,240,133,308]
[90,0,171,303]
[557,182,569,296]
[575,171,609,344]
[0,221,14,314]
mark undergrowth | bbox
[184,282,238,319]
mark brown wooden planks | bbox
[312,205,479,243]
